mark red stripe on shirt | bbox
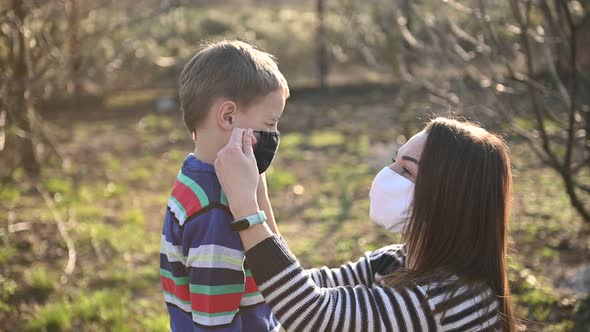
[161,276,190,302]
[171,179,202,216]
[244,276,260,294]
[190,293,243,313]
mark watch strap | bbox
[230,210,267,231]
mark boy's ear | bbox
[216,100,237,131]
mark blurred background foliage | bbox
[1,0,589,331]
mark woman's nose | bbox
[388,162,398,172]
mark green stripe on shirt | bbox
[190,283,245,295]
[186,254,244,268]
[160,269,189,285]
[193,310,239,318]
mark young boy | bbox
[160,40,288,331]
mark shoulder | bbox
[370,244,406,256]
[167,169,230,226]
[418,277,500,330]
[367,244,406,274]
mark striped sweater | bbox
[246,236,503,332]
[160,154,280,331]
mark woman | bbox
[215,117,516,331]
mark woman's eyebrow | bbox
[402,155,419,164]
[396,149,419,164]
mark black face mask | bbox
[253,130,280,174]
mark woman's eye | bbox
[402,167,411,175]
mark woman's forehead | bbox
[400,131,428,158]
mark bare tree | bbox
[338,0,590,222]
[0,0,182,178]
[1,0,41,178]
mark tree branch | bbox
[36,185,77,283]
[83,0,181,41]
[509,0,560,169]
[560,0,578,172]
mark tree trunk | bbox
[316,0,328,89]
[66,0,82,98]
[10,0,40,177]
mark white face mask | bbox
[369,167,415,233]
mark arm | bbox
[257,173,281,237]
[306,245,406,288]
[306,256,374,288]
[245,236,435,331]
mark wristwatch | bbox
[230,211,267,231]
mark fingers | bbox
[242,128,255,158]
[228,128,245,148]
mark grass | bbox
[266,168,298,191]
[1,93,588,331]
[105,89,174,110]
[0,275,17,313]
[25,300,72,332]
[308,131,346,148]
[24,266,59,296]
[0,185,20,202]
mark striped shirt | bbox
[160,154,281,331]
[245,236,502,332]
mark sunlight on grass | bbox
[138,114,175,133]
[103,181,126,198]
[136,298,170,332]
[43,177,72,195]
[25,300,72,332]
[165,149,187,164]
[0,275,17,313]
[302,203,341,221]
[345,133,370,156]
[103,153,122,173]
[509,258,561,322]
[122,208,145,226]
[309,131,345,148]
[0,184,20,202]
[141,314,170,332]
[105,89,173,109]
[72,290,130,326]
[266,168,298,191]
[280,133,304,149]
[129,166,152,182]
[0,244,17,265]
[24,265,58,295]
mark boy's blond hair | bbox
[179,40,290,133]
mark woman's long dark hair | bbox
[387,117,515,331]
